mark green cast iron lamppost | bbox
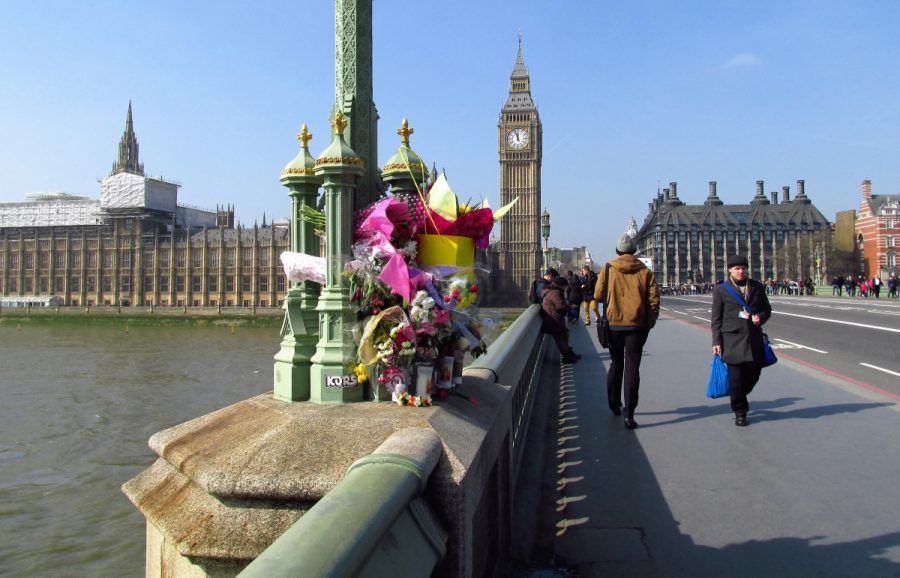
[541,208,550,270]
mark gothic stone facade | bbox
[487,37,542,306]
[0,104,289,307]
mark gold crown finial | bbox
[296,124,312,148]
[397,118,414,146]
[331,111,348,135]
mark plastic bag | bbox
[706,354,731,399]
[761,333,778,368]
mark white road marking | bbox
[860,363,900,378]
[692,316,708,322]
[772,338,827,354]
[774,311,900,334]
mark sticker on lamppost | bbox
[325,374,359,388]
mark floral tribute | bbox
[346,176,512,406]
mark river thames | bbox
[0,323,280,577]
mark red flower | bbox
[444,295,451,303]
[470,285,479,293]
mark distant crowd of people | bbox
[657,274,900,299]
[829,274,898,298]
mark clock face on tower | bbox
[506,127,529,150]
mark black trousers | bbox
[606,328,649,418]
[727,362,762,415]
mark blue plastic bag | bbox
[761,333,778,367]
[706,354,730,399]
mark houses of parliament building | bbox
[0,104,289,308]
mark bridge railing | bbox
[236,304,548,578]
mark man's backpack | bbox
[529,279,544,304]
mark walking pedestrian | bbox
[580,265,600,325]
[711,255,773,427]
[565,270,582,323]
[594,235,660,429]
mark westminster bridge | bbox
[121,293,900,577]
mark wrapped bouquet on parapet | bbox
[343,174,513,407]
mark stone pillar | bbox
[310,112,365,403]
[274,125,324,402]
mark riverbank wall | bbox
[0,305,285,327]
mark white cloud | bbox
[722,52,762,69]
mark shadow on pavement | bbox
[513,330,900,577]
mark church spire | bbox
[111,100,144,176]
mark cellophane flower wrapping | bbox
[346,180,500,406]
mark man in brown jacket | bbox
[594,235,660,429]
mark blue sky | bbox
[2,1,900,263]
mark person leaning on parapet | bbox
[541,271,582,364]
[529,268,557,304]
[594,235,660,429]
[580,265,600,326]
[711,255,772,427]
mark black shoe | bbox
[610,405,622,416]
[624,417,638,429]
[735,415,749,427]
[562,354,579,364]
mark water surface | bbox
[0,324,279,577]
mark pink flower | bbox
[434,309,451,325]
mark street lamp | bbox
[857,233,866,277]
[541,208,551,270]
[814,242,825,288]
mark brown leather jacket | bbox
[593,255,660,328]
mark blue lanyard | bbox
[721,282,753,313]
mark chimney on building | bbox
[770,191,778,204]
[663,188,670,200]
[793,179,811,204]
[670,181,678,198]
[782,186,791,204]
[704,180,723,206]
[862,179,872,200]
[752,180,769,203]
[649,202,656,213]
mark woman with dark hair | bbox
[711,255,773,426]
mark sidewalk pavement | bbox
[513,312,900,578]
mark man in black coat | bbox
[711,255,773,426]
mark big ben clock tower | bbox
[496,35,542,304]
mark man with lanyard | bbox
[711,255,773,426]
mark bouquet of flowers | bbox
[347,175,512,407]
